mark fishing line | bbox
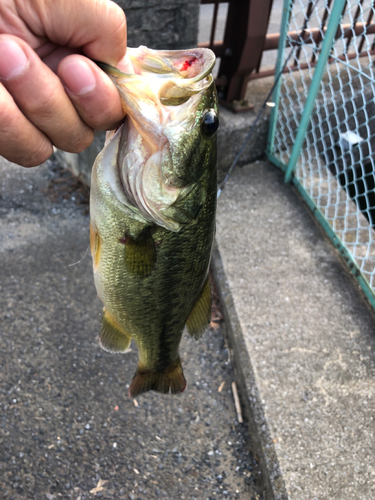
[68,243,90,267]
[217,0,325,198]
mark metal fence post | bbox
[214,0,274,106]
[266,0,293,157]
[284,0,346,183]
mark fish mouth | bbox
[96,46,216,85]
[127,45,216,84]
[96,46,216,113]
[97,47,216,231]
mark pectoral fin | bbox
[119,230,156,277]
[186,276,211,339]
[99,308,131,353]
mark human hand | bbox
[0,0,129,167]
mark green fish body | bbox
[90,47,218,397]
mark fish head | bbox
[96,46,218,231]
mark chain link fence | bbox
[267,0,375,308]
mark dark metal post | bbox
[216,0,273,107]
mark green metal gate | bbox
[267,0,375,309]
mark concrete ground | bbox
[214,160,375,500]
[0,157,263,500]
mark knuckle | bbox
[0,94,17,124]
[65,129,94,153]
[25,84,61,118]
[20,141,53,167]
[82,98,123,131]
[0,86,53,167]
[3,143,53,168]
[108,3,127,41]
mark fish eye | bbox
[202,110,219,137]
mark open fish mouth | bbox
[95,46,218,232]
[98,46,216,97]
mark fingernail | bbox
[0,39,28,80]
[60,59,96,96]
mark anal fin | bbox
[99,308,131,353]
[186,276,211,339]
[129,358,186,397]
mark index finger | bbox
[14,0,127,65]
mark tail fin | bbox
[129,358,186,397]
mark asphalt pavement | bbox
[0,156,263,500]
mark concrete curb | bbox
[213,160,375,500]
[211,241,287,500]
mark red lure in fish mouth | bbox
[180,59,195,71]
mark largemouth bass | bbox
[90,46,218,397]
